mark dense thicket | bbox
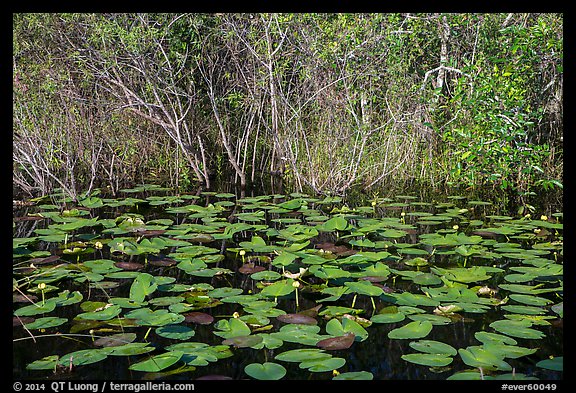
[13,13,563,203]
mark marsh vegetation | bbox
[13,13,563,381]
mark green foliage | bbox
[436,14,562,198]
[13,13,562,202]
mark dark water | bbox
[12,182,563,381]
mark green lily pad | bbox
[489,319,545,339]
[333,371,374,380]
[155,324,195,340]
[271,324,325,346]
[370,312,406,324]
[320,216,350,231]
[250,271,282,281]
[481,343,538,359]
[129,273,158,303]
[249,334,284,350]
[343,280,384,297]
[24,317,67,330]
[26,355,60,370]
[93,333,137,347]
[77,304,122,321]
[274,348,331,363]
[259,279,296,298]
[126,308,185,327]
[412,273,442,286]
[299,357,346,372]
[474,332,518,346]
[244,362,287,380]
[501,305,546,315]
[509,294,553,306]
[388,320,433,340]
[458,347,512,371]
[409,340,457,356]
[108,343,156,356]
[213,317,252,339]
[222,335,264,348]
[325,318,369,341]
[14,301,56,317]
[536,356,563,371]
[401,353,454,367]
[407,314,452,325]
[58,349,109,367]
[129,351,184,372]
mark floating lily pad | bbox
[259,279,296,298]
[316,332,356,350]
[489,319,545,339]
[325,318,369,341]
[213,317,251,339]
[458,346,512,371]
[108,343,156,356]
[126,308,185,327]
[401,353,453,367]
[509,294,553,306]
[333,371,374,380]
[24,317,67,330]
[409,340,457,356]
[129,351,183,372]
[274,348,331,363]
[184,312,214,325]
[114,262,145,271]
[244,362,287,380]
[155,324,195,340]
[58,349,109,367]
[370,312,406,324]
[14,301,56,317]
[536,356,563,371]
[474,332,518,346]
[129,273,158,303]
[412,273,442,286]
[94,333,137,347]
[277,313,318,325]
[388,320,433,340]
[26,355,60,370]
[222,335,264,348]
[78,301,121,318]
[299,357,346,372]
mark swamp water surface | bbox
[13,184,563,380]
